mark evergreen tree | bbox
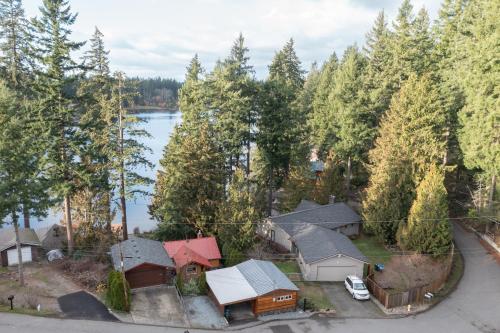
[310,53,338,158]
[363,11,394,124]
[457,0,499,209]
[268,38,304,94]
[327,46,372,193]
[0,82,50,285]
[179,55,207,124]
[399,165,452,257]
[151,121,225,239]
[32,0,86,254]
[216,168,259,252]
[363,74,447,244]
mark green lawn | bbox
[296,282,333,310]
[352,235,393,264]
[274,260,301,274]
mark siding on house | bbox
[0,245,40,267]
[254,290,298,315]
[258,220,294,252]
[298,252,365,281]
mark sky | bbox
[23,0,442,80]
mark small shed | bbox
[207,259,299,318]
[0,228,42,266]
[110,237,175,289]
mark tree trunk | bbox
[246,140,251,177]
[12,211,24,286]
[64,195,74,255]
[267,167,273,217]
[345,156,352,195]
[118,73,128,241]
[23,204,30,229]
[488,174,496,210]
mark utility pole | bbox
[118,242,129,310]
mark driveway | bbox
[58,291,117,321]
[321,282,384,318]
[129,286,185,326]
[184,296,228,329]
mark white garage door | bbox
[317,265,360,281]
[7,247,32,266]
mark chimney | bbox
[197,230,203,239]
[329,195,336,204]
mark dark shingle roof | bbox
[271,202,361,237]
[110,236,174,271]
[294,200,321,212]
[0,227,41,252]
[292,224,368,264]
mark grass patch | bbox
[353,235,393,264]
[0,304,55,316]
[296,282,333,310]
[274,260,300,274]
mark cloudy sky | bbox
[24,0,442,80]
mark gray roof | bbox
[271,202,361,237]
[293,224,368,264]
[294,199,321,212]
[0,227,41,252]
[35,224,65,241]
[237,259,299,295]
[110,236,174,271]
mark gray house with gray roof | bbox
[258,200,368,281]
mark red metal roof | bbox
[163,236,221,268]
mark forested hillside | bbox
[129,77,182,111]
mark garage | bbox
[110,237,175,289]
[317,265,359,281]
[294,224,369,281]
[7,247,32,266]
[125,263,171,289]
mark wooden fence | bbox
[366,244,454,309]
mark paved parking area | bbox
[184,296,228,329]
[129,286,185,326]
[58,291,117,321]
[321,282,384,318]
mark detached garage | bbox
[110,237,175,289]
[294,224,369,281]
[0,228,41,267]
[207,259,299,319]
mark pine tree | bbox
[363,11,394,124]
[399,165,452,257]
[310,53,338,158]
[363,74,447,244]
[327,46,373,193]
[457,0,499,210]
[216,168,259,252]
[151,121,225,239]
[179,55,207,124]
[32,0,86,254]
[0,82,50,285]
[269,38,304,94]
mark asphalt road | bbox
[1,223,499,333]
[58,291,117,321]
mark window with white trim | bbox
[274,294,292,302]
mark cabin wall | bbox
[254,290,297,315]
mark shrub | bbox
[182,277,200,296]
[106,271,131,311]
[197,272,207,295]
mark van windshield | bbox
[353,282,366,290]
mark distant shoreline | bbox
[128,106,180,114]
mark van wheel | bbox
[352,293,355,299]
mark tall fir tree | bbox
[457,0,499,210]
[179,55,207,124]
[363,74,447,244]
[32,0,86,254]
[399,165,452,257]
[151,121,225,239]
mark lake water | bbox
[36,110,182,232]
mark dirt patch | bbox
[0,262,81,313]
[52,258,110,291]
[373,254,450,291]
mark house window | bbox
[274,294,292,302]
[186,265,197,274]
